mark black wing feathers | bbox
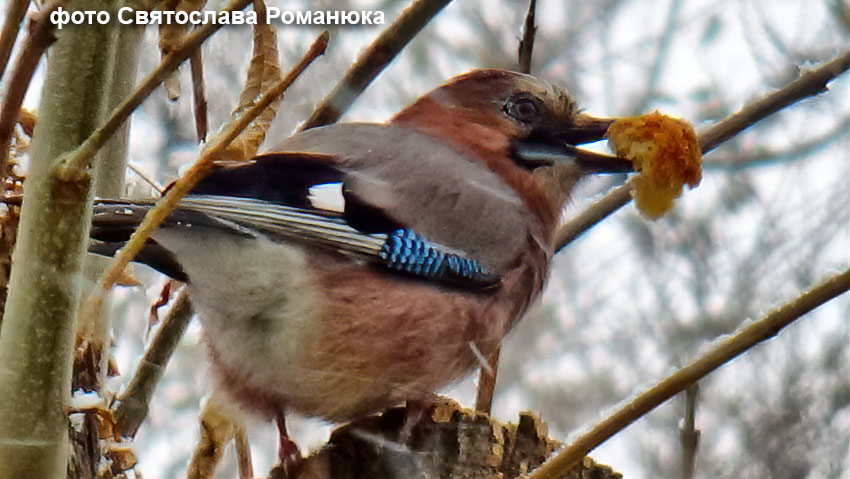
[183,152,402,234]
[182,153,342,209]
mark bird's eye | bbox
[505,97,540,124]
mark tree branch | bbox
[680,384,699,479]
[698,48,850,153]
[299,0,452,130]
[517,0,536,74]
[112,289,193,438]
[554,47,850,252]
[0,0,62,183]
[0,0,124,474]
[53,0,252,180]
[704,113,850,170]
[0,0,30,83]
[527,264,850,479]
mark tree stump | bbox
[292,398,622,479]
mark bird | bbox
[89,69,632,472]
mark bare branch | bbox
[527,264,850,479]
[299,0,452,131]
[554,47,850,252]
[0,0,30,83]
[699,49,850,152]
[680,384,699,479]
[127,161,164,193]
[112,289,193,438]
[474,346,500,414]
[234,427,253,479]
[704,113,850,169]
[0,0,61,184]
[191,48,208,143]
[52,0,252,180]
[517,0,536,74]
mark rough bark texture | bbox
[292,400,622,479]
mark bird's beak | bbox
[512,114,634,173]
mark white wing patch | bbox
[308,183,345,213]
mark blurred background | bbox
[13,0,850,477]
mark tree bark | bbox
[292,400,622,479]
[0,1,131,476]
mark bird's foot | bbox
[280,432,302,467]
[269,438,301,479]
[270,412,302,479]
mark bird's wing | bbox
[93,124,534,288]
[262,123,533,273]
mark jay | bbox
[91,69,632,467]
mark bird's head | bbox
[391,69,631,231]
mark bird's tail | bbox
[89,199,195,281]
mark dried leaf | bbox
[159,22,184,101]
[17,108,36,136]
[149,279,177,325]
[157,0,208,101]
[187,395,240,479]
[69,394,118,440]
[107,355,120,377]
[0,151,23,315]
[163,71,181,101]
[217,0,282,162]
[105,443,138,475]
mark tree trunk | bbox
[0,1,137,476]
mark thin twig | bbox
[52,0,252,180]
[517,0,536,74]
[699,48,850,152]
[234,427,254,479]
[0,0,62,183]
[553,47,850,252]
[526,265,850,479]
[704,113,850,170]
[475,0,538,415]
[554,181,632,251]
[0,0,30,83]
[474,346,500,414]
[191,47,208,143]
[112,289,193,437]
[187,394,239,479]
[127,161,164,193]
[81,31,328,322]
[680,384,699,479]
[299,0,452,130]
